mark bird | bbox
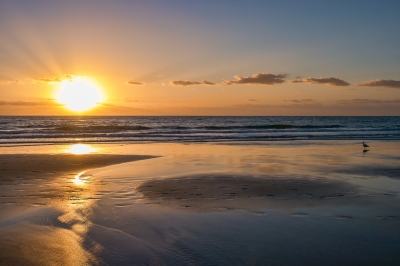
[362,142,369,149]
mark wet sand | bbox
[0,153,156,266]
[136,174,364,212]
[0,154,156,219]
[0,142,399,265]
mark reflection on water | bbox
[73,172,85,185]
[67,143,97,155]
[0,159,98,264]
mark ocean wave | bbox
[47,124,343,132]
[54,125,151,131]
[201,124,342,130]
[1,116,399,144]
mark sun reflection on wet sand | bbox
[73,171,86,185]
[0,148,158,265]
[67,143,97,155]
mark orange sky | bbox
[1,1,400,116]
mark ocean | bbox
[1,116,399,145]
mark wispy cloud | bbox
[34,74,80,84]
[126,81,145,85]
[0,79,24,85]
[291,77,350,86]
[0,100,60,106]
[170,80,216,86]
[223,73,286,85]
[337,98,400,105]
[64,74,78,81]
[285,99,319,104]
[1,74,81,86]
[34,77,62,83]
[248,99,257,102]
[358,79,400,89]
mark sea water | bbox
[1,116,399,145]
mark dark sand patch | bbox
[0,154,157,181]
[333,166,400,179]
[136,174,369,212]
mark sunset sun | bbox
[56,77,103,112]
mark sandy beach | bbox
[0,142,399,265]
[2,0,400,264]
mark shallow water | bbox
[0,142,399,265]
[74,143,400,264]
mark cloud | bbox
[35,77,62,83]
[1,75,77,85]
[0,80,11,85]
[35,74,81,83]
[0,79,24,85]
[97,102,115,107]
[248,99,257,102]
[126,81,145,85]
[124,98,137,102]
[290,80,304,84]
[64,74,78,81]
[171,80,201,86]
[202,80,216,85]
[223,73,286,85]
[358,79,400,89]
[337,98,400,105]
[291,77,350,86]
[285,99,317,104]
[284,99,321,106]
[170,80,215,86]
[0,100,60,106]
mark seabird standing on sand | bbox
[362,142,369,149]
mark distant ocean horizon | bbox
[1,116,399,145]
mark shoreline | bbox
[2,138,400,147]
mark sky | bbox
[1,0,400,116]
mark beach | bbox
[0,141,399,265]
[2,0,400,263]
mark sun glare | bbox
[56,77,103,112]
[67,143,97,155]
[73,172,86,185]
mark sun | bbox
[56,77,103,112]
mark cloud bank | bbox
[291,77,350,86]
[223,73,286,85]
[358,79,400,89]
